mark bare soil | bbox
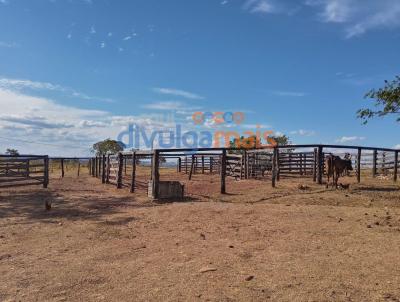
[1,170,400,301]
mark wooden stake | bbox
[151,150,160,199]
[189,155,195,180]
[101,154,106,184]
[130,152,136,193]
[372,149,377,177]
[357,148,362,183]
[61,159,65,178]
[117,153,123,189]
[106,155,110,183]
[272,147,277,188]
[394,151,398,182]
[313,148,317,182]
[43,156,49,188]
[221,149,227,194]
[317,146,323,185]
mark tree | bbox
[229,134,290,153]
[357,76,400,124]
[91,139,125,155]
[5,148,19,156]
[268,134,291,146]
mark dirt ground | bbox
[1,169,400,302]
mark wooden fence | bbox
[0,155,49,189]
[89,144,399,199]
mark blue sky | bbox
[0,0,399,156]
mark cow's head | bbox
[345,159,353,171]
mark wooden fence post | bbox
[130,152,136,193]
[151,150,160,199]
[77,160,80,177]
[43,156,49,188]
[98,156,102,178]
[177,157,182,173]
[106,154,110,183]
[272,147,277,188]
[243,150,248,179]
[221,149,227,194]
[61,159,65,178]
[202,155,205,174]
[372,149,377,177]
[276,148,280,181]
[313,148,317,182]
[394,151,398,182]
[357,148,362,183]
[117,153,123,189]
[382,151,386,175]
[102,154,106,184]
[124,155,127,176]
[317,146,323,185]
[94,156,99,178]
[210,157,213,174]
[189,155,195,180]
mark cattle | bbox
[325,154,353,189]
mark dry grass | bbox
[0,172,400,301]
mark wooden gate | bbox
[0,155,49,189]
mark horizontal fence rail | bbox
[0,155,49,189]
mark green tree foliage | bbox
[229,134,290,153]
[92,139,125,155]
[357,76,400,124]
[268,134,291,146]
[5,148,19,156]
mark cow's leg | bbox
[326,172,330,188]
[334,168,339,189]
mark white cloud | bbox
[142,101,202,112]
[143,101,185,111]
[0,88,182,156]
[90,26,96,34]
[306,0,400,38]
[241,124,272,129]
[394,144,400,149]
[108,32,113,37]
[272,90,306,97]
[290,129,316,136]
[67,33,72,39]
[123,36,132,41]
[0,77,115,103]
[244,0,276,13]
[153,87,204,100]
[221,0,228,5]
[100,42,106,48]
[336,136,366,143]
[0,0,9,4]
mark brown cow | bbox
[325,154,353,189]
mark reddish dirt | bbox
[1,169,400,301]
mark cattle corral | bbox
[1,144,400,301]
[83,144,399,199]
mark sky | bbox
[0,0,399,156]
